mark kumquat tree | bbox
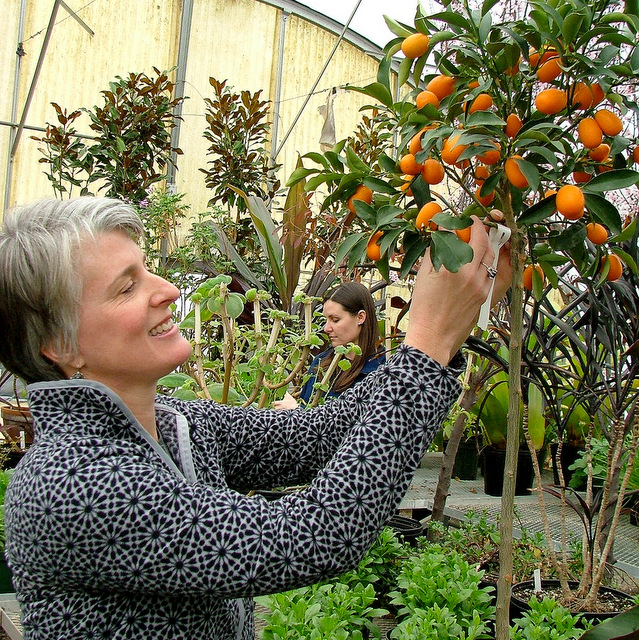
[287,0,639,636]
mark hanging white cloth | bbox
[319,88,337,151]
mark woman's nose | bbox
[150,274,180,306]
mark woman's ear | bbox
[357,310,366,326]
[41,343,82,372]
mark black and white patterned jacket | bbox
[5,345,462,639]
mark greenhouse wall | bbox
[0,0,397,218]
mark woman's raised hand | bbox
[404,216,512,365]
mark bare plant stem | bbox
[495,193,525,640]
[523,407,572,594]
[193,299,212,400]
[429,353,477,529]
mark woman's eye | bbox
[121,281,135,294]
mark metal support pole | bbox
[272,0,364,160]
[10,0,63,159]
[269,9,289,167]
[167,0,195,187]
[3,0,28,213]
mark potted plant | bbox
[474,370,545,496]
[518,253,639,619]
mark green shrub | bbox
[390,603,491,640]
[388,543,495,637]
[509,596,592,640]
[258,581,387,639]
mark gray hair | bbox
[0,197,144,383]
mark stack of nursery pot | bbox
[0,370,32,460]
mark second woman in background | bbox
[273,281,385,409]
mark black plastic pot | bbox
[0,557,13,594]
[482,447,534,497]
[510,579,636,625]
[386,514,424,546]
[452,440,479,480]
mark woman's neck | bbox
[109,381,159,440]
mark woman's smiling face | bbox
[72,230,192,393]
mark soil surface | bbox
[512,583,636,615]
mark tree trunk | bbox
[495,204,525,640]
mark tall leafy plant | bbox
[201,78,281,216]
[32,67,185,201]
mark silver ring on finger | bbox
[481,262,497,279]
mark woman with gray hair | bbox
[0,197,510,639]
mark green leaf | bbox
[583,169,639,192]
[302,151,330,168]
[377,54,393,93]
[225,293,246,320]
[478,12,492,43]
[562,12,585,46]
[430,231,474,273]
[429,11,472,31]
[363,176,397,195]
[579,604,639,639]
[348,83,393,107]
[383,15,413,38]
[376,205,404,226]
[518,195,557,224]
[324,150,345,172]
[158,372,195,388]
[305,172,345,192]
[584,194,623,234]
[352,199,378,226]
[612,247,637,274]
[609,217,637,243]
[335,233,367,268]
[481,0,501,16]
[207,383,244,405]
[345,147,370,173]
[432,212,471,230]
[285,167,318,187]
[517,158,541,192]
[379,152,399,174]
[397,57,412,88]
[464,111,506,127]
[230,187,287,302]
[429,30,457,47]
[205,222,264,290]
[400,233,427,278]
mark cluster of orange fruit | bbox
[370,35,636,282]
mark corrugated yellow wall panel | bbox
[174,0,281,214]
[4,0,182,209]
[1,0,398,223]
[272,14,384,203]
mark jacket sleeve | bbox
[5,345,463,600]
[197,345,463,490]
